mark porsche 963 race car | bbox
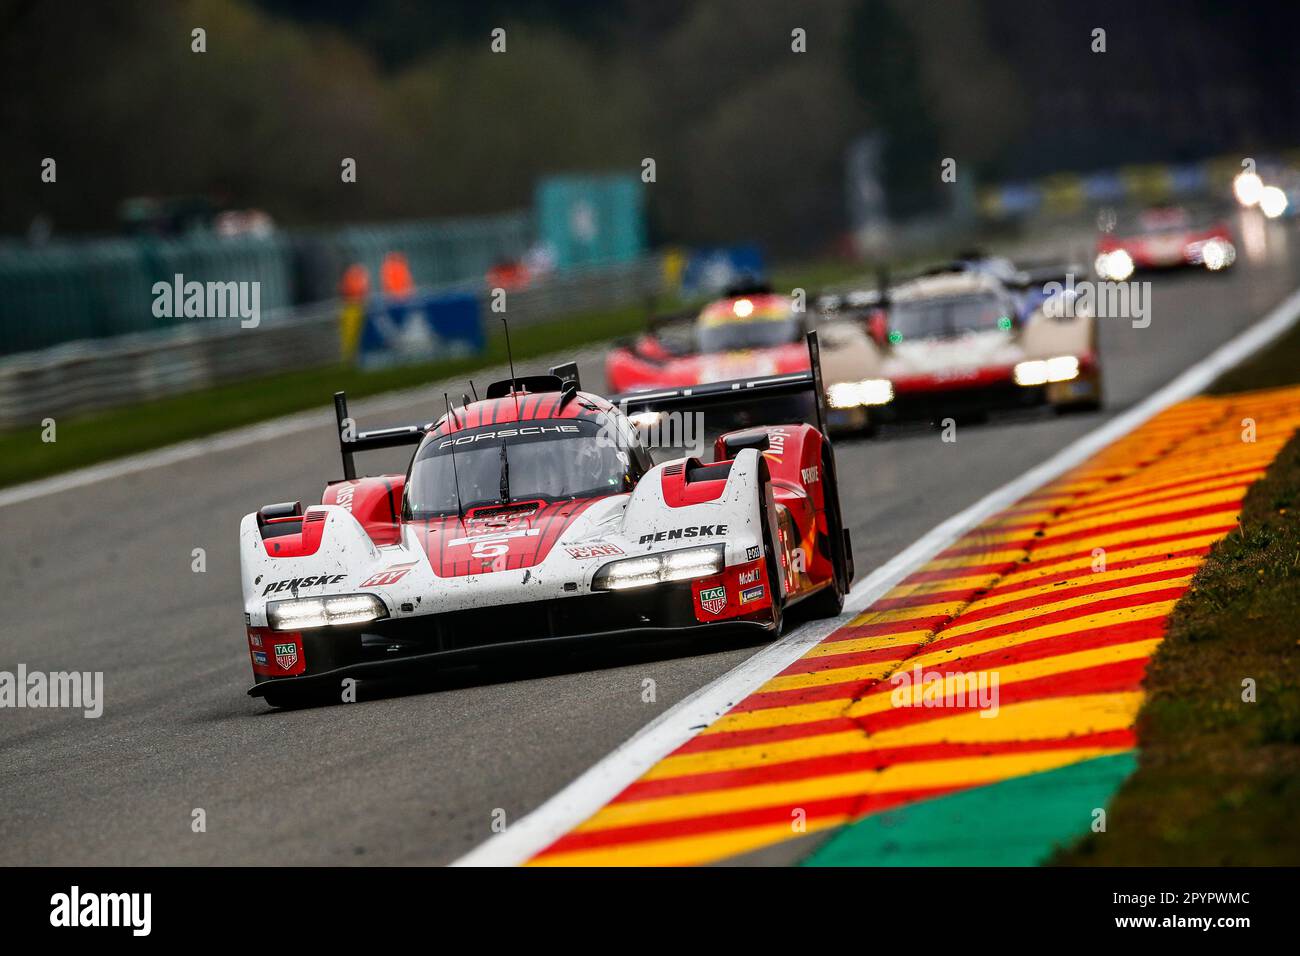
[818,268,1103,427]
[240,335,853,707]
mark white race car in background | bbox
[817,270,1102,426]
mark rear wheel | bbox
[801,447,848,619]
[756,462,784,637]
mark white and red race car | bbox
[816,270,1103,427]
[1094,205,1236,279]
[239,339,852,707]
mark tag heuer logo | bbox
[699,586,728,616]
[273,641,299,671]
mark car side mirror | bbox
[720,428,771,458]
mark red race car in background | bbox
[606,286,882,433]
[608,290,811,393]
[1094,205,1236,280]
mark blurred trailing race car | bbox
[817,269,1102,427]
[1094,205,1236,280]
[239,339,852,707]
[605,285,880,432]
[850,251,1089,324]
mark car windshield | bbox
[406,418,641,516]
[697,297,800,353]
[889,293,1014,341]
[1116,207,1211,235]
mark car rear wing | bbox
[332,391,432,481]
[644,304,698,334]
[815,267,892,315]
[611,331,829,436]
[1008,262,1087,289]
[816,287,887,314]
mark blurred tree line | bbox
[3,0,1298,254]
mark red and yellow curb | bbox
[529,385,1300,866]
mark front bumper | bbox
[870,381,1045,423]
[247,581,770,697]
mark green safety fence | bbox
[0,211,536,357]
[0,234,295,355]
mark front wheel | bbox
[801,565,845,619]
[260,683,337,709]
[1050,361,1105,413]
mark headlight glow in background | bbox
[827,379,894,409]
[1094,248,1134,281]
[1259,185,1289,220]
[1014,355,1080,387]
[1233,170,1264,207]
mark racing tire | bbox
[1055,398,1103,415]
[757,459,784,638]
[1053,369,1105,414]
[261,684,337,710]
[800,446,848,620]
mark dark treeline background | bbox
[3,0,1297,252]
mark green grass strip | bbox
[803,752,1137,866]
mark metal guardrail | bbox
[0,257,665,429]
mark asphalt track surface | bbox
[3,227,1299,865]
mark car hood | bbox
[408,497,608,578]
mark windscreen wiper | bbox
[498,441,510,504]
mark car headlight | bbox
[267,593,388,630]
[592,544,724,591]
[1094,249,1133,281]
[1234,170,1263,207]
[1259,186,1289,220]
[1199,238,1236,271]
[1014,355,1080,387]
[827,379,894,409]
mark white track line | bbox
[453,282,1300,866]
